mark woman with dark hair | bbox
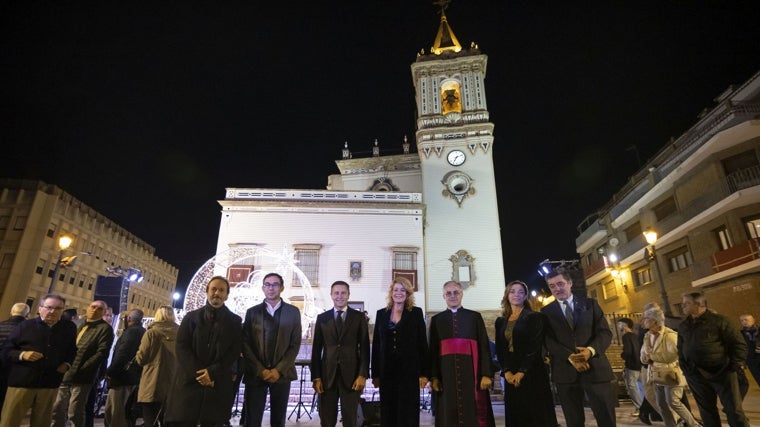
[371,277,429,427]
[495,280,557,427]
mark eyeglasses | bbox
[263,282,281,288]
[41,306,63,312]
[445,291,461,297]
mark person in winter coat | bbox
[104,309,146,427]
[135,306,179,427]
[163,276,242,427]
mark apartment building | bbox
[576,70,760,323]
[0,179,178,317]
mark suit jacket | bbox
[370,306,430,380]
[310,307,370,390]
[541,296,613,383]
[242,300,302,383]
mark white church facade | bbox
[212,10,505,320]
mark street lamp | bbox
[48,235,74,294]
[643,228,673,317]
[172,292,181,309]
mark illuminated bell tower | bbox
[413,5,505,311]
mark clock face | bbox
[447,150,466,166]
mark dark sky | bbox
[2,1,759,293]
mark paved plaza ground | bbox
[27,381,760,426]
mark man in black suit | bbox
[242,272,302,427]
[541,268,616,427]
[310,281,370,427]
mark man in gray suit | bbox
[310,281,370,427]
[541,268,616,427]
[242,272,302,427]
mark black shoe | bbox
[639,412,652,425]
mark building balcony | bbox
[691,238,760,286]
[575,213,607,253]
[583,257,607,279]
[710,238,760,273]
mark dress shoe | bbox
[632,410,641,417]
[639,412,652,425]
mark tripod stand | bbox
[288,361,312,421]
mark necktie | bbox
[336,310,344,334]
[563,301,574,329]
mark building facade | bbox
[212,10,506,320]
[0,179,178,317]
[576,70,760,324]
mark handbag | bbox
[648,364,680,386]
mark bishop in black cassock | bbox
[429,281,495,427]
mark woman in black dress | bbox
[495,280,557,427]
[371,277,430,427]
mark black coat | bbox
[165,304,242,423]
[106,323,146,386]
[371,306,429,380]
[495,310,557,427]
[2,318,77,388]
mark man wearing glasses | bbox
[242,272,302,427]
[0,295,77,427]
[52,300,114,427]
[429,281,495,427]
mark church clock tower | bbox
[413,5,505,311]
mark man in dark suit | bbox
[310,281,370,427]
[242,272,302,427]
[541,268,616,427]
[164,275,242,427]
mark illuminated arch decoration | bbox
[183,245,319,338]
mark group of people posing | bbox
[0,267,755,427]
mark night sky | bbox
[2,1,759,294]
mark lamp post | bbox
[643,228,673,317]
[48,235,73,294]
[106,266,143,314]
[172,292,181,309]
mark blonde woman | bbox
[370,277,429,427]
[135,306,179,427]
[640,306,700,427]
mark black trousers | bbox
[556,381,616,427]
[685,370,749,427]
[318,371,359,427]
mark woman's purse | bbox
[648,364,681,386]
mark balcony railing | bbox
[727,165,760,192]
[583,257,607,279]
[712,238,760,272]
[576,100,760,237]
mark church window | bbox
[293,244,322,287]
[392,247,418,291]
